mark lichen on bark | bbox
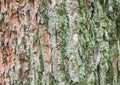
[0,0,120,85]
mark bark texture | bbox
[0,0,120,85]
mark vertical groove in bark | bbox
[66,0,81,84]
[47,0,69,84]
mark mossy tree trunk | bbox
[0,0,120,85]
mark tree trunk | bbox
[0,0,120,85]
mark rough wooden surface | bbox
[0,0,120,85]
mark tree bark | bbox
[0,0,120,85]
